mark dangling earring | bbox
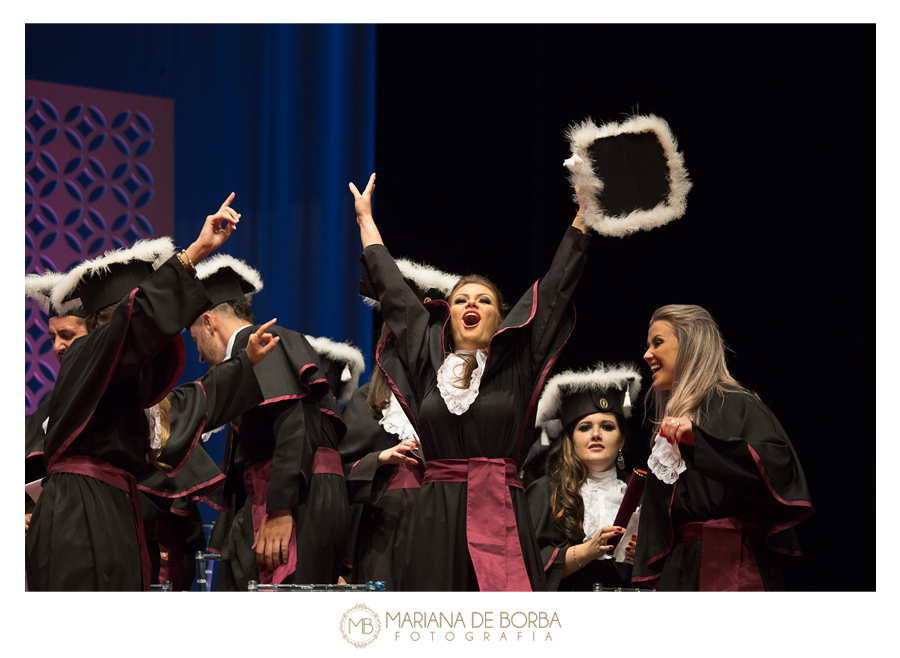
[616,449,625,470]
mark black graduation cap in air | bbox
[564,114,692,237]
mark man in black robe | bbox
[190,255,350,589]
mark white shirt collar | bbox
[224,324,251,361]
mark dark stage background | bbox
[25,23,875,591]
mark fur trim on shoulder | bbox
[536,362,643,429]
[395,258,459,298]
[25,271,65,313]
[564,114,692,237]
[305,335,366,403]
[51,237,175,315]
[194,253,264,296]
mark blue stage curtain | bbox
[25,24,377,387]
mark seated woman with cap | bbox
[25,194,279,591]
[349,173,592,591]
[632,304,813,591]
[526,364,641,591]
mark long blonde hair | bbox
[645,305,748,437]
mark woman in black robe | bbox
[632,304,813,591]
[526,364,641,591]
[349,173,592,591]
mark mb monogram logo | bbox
[340,603,382,648]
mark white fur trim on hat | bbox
[362,257,459,310]
[564,114,692,237]
[194,253,264,296]
[536,362,643,434]
[51,237,175,315]
[25,271,65,314]
[305,335,366,404]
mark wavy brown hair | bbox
[84,302,118,333]
[367,322,394,419]
[645,304,751,440]
[546,413,629,546]
[443,274,510,390]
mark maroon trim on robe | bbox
[631,483,678,585]
[386,461,424,490]
[195,495,228,513]
[424,458,531,592]
[48,455,152,591]
[243,459,297,585]
[319,406,348,437]
[747,445,814,557]
[676,518,765,591]
[145,382,208,480]
[374,334,421,437]
[144,333,185,408]
[27,450,43,459]
[137,472,225,499]
[259,394,304,406]
[47,289,138,469]
[544,547,561,572]
[167,505,192,518]
[311,447,344,476]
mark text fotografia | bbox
[386,611,561,642]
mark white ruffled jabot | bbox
[145,403,163,451]
[581,467,627,543]
[379,392,419,443]
[436,350,487,415]
[647,433,687,484]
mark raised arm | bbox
[349,174,383,249]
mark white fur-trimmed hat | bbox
[25,270,81,317]
[361,257,459,310]
[51,237,175,315]
[305,335,366,404]
[564,114,692,237]
[195,254,263,306]
[536,363,642,439]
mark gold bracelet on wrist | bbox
[176,251,196,277]
[572,546,583,569]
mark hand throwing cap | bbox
[536,363,642,439]
[51,237,175,316]
[25,270,86,318]
[360,257,459,309]
[305,336,366,404]
[564,114,692,237]
[195,254,263,306]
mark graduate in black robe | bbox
[632,305,813,591]
[525,364,643,591]
[189,255,350,589]
[349,173,592,591]
[25,195,245,590]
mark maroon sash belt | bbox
[311,446,343,476]
[424,458,531,591]
[676,517,765,591]
[47,455,151,591]
[386,460,424,491]
[243,459,298,585]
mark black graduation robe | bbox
[359,225,590,591]
[340,382,424,591]
[631,390,813,591]
[209,324,351,590]
[526,471,634,591]
[25,256,211,591]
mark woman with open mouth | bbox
[349,173,591,591]
[632,304,814,591]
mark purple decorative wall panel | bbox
[25,80,174,415]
